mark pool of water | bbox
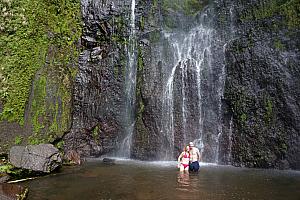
[20,159,300,200]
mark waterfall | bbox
[118,0,136,158]
[160,24,215,160]
[215,43,226,163]
[228,116,233,163]
[217,4,236,163]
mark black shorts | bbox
[189,161,200,172]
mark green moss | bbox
[55,140,64,150]
[93,125,99,138]
[140,16,145,31]
[29,69,73,144]
[111,16,127,45]
[240,0,300,28]
[253,0,279,19]
[14,135,23,145]
[182,0,208,16]
[49,102,59,135]
[27,133,44,145]
[164,17,178,29]
[264,99,273,123]
[110,15,129,79]
[149,30,161,43]
[135,46,147,142]
[162,0,208,16]
[274,39,285,50]
[0,163,14,173]
[0,0,81,125]
[113,64,118,78]
[92,125,100,144]
[280,143,288,153]
[31,76,47,134]
[153,0,158,8]
[281,0,300,28]
[1,162,43,180]
[219,13,226,24]
[240,113,247,123]
[137,49,144,72]
[111,35,127,45]
[136,47,143,99]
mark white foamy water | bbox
[89,157,217,168]
[160,24,215,160]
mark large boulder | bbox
[9,144,62,173]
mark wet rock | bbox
[64,150,82,165]
[61,0,300,170]
[218,0,300,169]
[63,0,132,157]
[102,158,115,165]
[0,174,9,183]
[9,144,62,173]
[82,36,97,48]
[90,47,103,61]
[0,183,28,200]
[140,39,150,46]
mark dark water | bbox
[20,159,300,200]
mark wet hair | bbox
[184,146,189,152]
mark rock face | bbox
[217,0,300,169]
[9,144,62,173]
[61,0,300,169]
[0,0,297,169]
[63,0,133,157]
[2,0,294,170]
[132,1,226,162]
[0,0,80,154]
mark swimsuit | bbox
[181,152,190,169]
[182,163,189,169]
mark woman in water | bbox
[177,146,190,172]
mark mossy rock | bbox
[0,0,81,152]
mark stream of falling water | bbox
[215,43,226,163]
[118,0,136,158]
[161,25,214,160]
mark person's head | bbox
[184,146,189,152]
[189,142,194,149]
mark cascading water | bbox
[160,23,215,160]
[118,0,136,158]
[216,3,237,163]
[160,37,179,160]
[228,116,233,163]
[215,43,226,163]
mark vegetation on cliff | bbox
[0,0,81,125]
[240,0,300,28]
[222,0,300,169]
[162,0,209,16]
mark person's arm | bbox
[178,152,183,163]
[197,149,201,162]
[189,150,193,162]
[177,152,183,168]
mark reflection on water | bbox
[177,172,190,191]
[20,160,300,200]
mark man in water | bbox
[189,142,201,172]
